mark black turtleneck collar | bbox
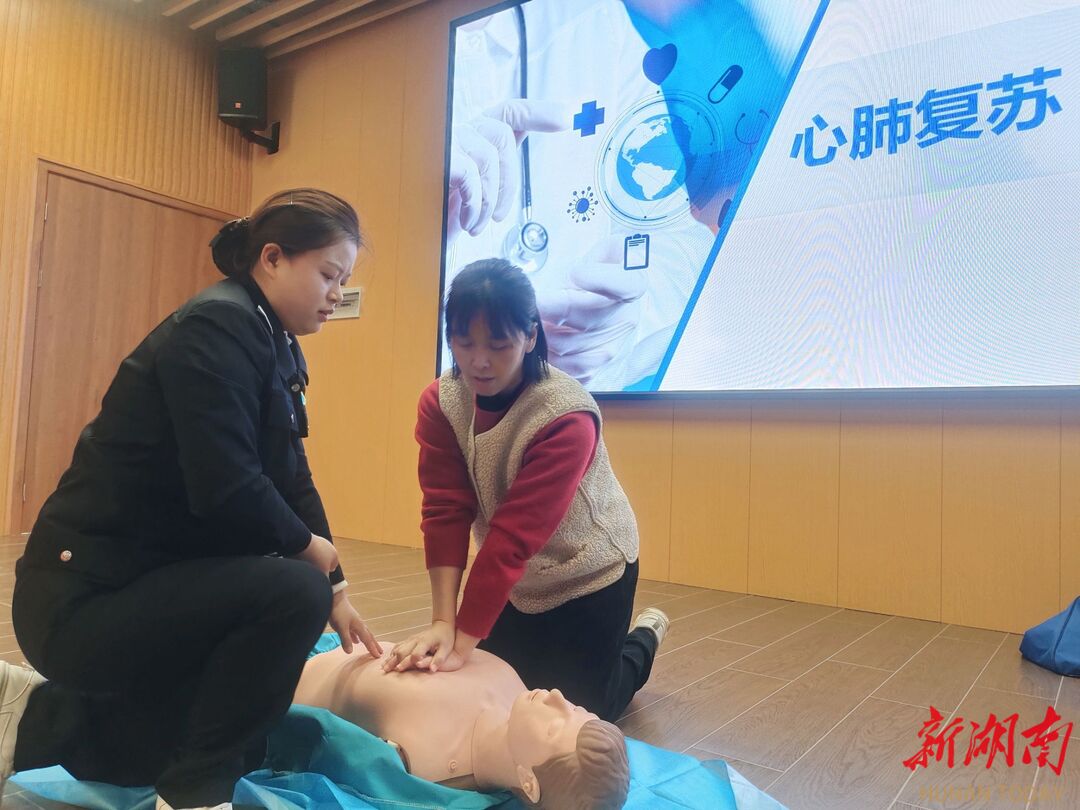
[236,273,286,338]
[475,378,529,413]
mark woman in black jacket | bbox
[1,188,380,810]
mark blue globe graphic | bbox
[615,113,692,203]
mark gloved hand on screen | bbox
[446,99,571,243]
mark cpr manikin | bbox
[294,644,629,809]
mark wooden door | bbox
[18,173,226,531]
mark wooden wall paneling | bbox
[150,208,227,324]
[383,5,450,550]
[318,38,367,193]
[310,36,399,546]
[599,402,674,581]
[748,402,841,605]
[1058,400,1080,610]
[837,398,943,621]
[257,45,353,541]
[941,398,1061,633]
[0,1,39,533]
[250,61,305,202]
[268,35,404,546]
[266,44,332,187]
[669,402,752,592]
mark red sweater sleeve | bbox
[456,410,599,639]
[416,380,476,570]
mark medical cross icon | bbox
[574,100,605,137]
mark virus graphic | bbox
[567,187,599,222]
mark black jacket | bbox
[20,276,344,589]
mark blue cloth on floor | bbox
[1020,596,1080,676]
[12,634,786,809]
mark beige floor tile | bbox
[766,697,928,810]
[638,580,707,597]
[364,587,436,605]
[334,538,400,553]
[832,617,945,671]
[660,591,747,622]
[1055,674,1080,739]
[873,637,999,712]
[632,590,696,614]
[831,609,893,627]
[346,551,424,570]
[941,625,1008,645]
[349,593,432,619]
[0,640,22,655]
[684,749,783,792]
[363,607,431,636]
[0,649,27,665]
[657,589,747,620]
[347,567,426,585]
[625,637,759,714]
[349,558,426,577]
[6,532,1064,810]
[383,571,430,585]
[975,635,1062,700]
[662,596,787,650]
[347,578,403,596]
[714,602,839,646]
[352,580,433,600]
[731,618,877,681]
[618,668,787,751]
[1025,751,1080,810]
[900,687,1047,810]
[698,661,890,770]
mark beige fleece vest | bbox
[438,367,638,613]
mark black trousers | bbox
[11,555,332,808]
[479,560,657,722]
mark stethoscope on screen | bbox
[501,4,550,273]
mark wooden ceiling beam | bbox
[267,0,426,58]
[162,0,208,16]
[189,0,254,30]
[150,0,429,61]
[215,0,321,41]
[253,0,379,47]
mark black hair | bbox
[209,188,362,277]
[444,258,549,383]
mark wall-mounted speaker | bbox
[217,48,267,132]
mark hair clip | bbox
[209,217,247,252]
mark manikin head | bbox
[504,689,629,810]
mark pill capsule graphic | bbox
[710,65,743,103]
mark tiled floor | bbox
[1,534,1075,810]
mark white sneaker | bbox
[155,798,232,810]
[632,607,671,648]
[0,661,46,782]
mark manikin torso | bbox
[293,645,526,785]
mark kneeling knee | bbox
[270,561,333,630]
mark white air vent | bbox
[327,287,362,320]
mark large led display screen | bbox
[439,0,1079,393]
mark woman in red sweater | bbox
[384,259,669,722]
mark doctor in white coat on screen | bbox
[444,0,713,390]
